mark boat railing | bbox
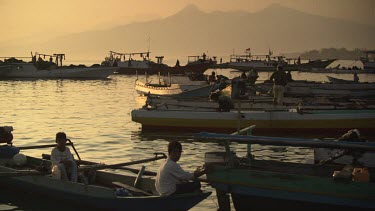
[194,131,375,151]
[109,51,151,62]
[194,125,375,168]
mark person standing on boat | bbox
[155,141,207,197]
[240,72,247,80]
[51,132,78,182]
[286,70,293,82]
[270,65,288,105]
[297,56,301,65]
[353,73,359,83]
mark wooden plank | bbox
[17,143,72,150]
[194,132,375,151]
[112,181,152,196]
[41,154,157,176]
[78,153,166,172]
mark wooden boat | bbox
[102,51,215,75]
[195,128,375,210]
[327,76,357,84]
[227,49,336,72]
[256,80,375,98]
[300,67,372,74]
[0,156,210,210]
[0,127,211,211]
[227,49,286,72]
[360,50,375,71]
[131,108,375,137]
[101,51,169,75]
[144,95,375,111]
[135,79,213,98]
[285,58,337,71]
[0,54,118,79]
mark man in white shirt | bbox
[155,141,207,196]
[51,132,78,182]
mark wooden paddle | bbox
[67,139,81,161]
[78,153,167,172]
[14,143,72,150]
[42,154,157,176]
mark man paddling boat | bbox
[51,132,78,182]
[155,141,207,196]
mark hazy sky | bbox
[1,0,374,43]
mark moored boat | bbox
[102,51,215,75]
[256,80,375,98]
[101,51,169,75]
[227,49,285,72]
[0,54,117,79]
[286,58,337,71]
[196,128,375,210]
[131,108,375,137]
[144,94,375,111]
[327,76,358,84]
[360,50,375,71]
[135,75,213,98]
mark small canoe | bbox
[327,76,357,84]
[0,155,210,211]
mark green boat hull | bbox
[207,163,375,210]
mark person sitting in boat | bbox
[269,65,288,105]
[51,132,78,182]
[155,141,207,197]
[353,73,359,83]
[247,68,259,85]
[210,91,234,112]
[208,71,216,83]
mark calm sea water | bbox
[0,68,374,210]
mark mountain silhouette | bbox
[2,4,374,64]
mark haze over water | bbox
[1,0,374,209]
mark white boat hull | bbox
[0,63,118,79]
[135,80,209,96]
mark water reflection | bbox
[0,71,374,210]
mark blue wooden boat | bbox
[0,154,211,211]
[0,126,211,211]
[196,127,375,210]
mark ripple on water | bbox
[1,73,374,210]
